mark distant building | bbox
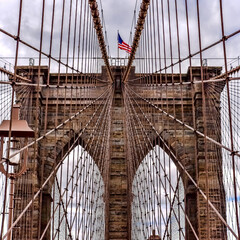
[147,230,161,240]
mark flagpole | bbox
[117,30,119,66]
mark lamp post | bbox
[0,105,34,240]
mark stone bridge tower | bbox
[14,65,226,240]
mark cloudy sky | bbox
[0,0,239,72]
[0,0,139,69]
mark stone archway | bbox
[131,144,185,239]
[125,66,227,240]
[47,144,106,240]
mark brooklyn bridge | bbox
[0,0,240,239]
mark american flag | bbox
[118,33,131,54]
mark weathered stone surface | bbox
[108,72,129,239]
[13,65,226,240]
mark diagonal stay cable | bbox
[125,84,238,239]
[7,86,111,160]
[126,84,240,158]
[1,87,112,240]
